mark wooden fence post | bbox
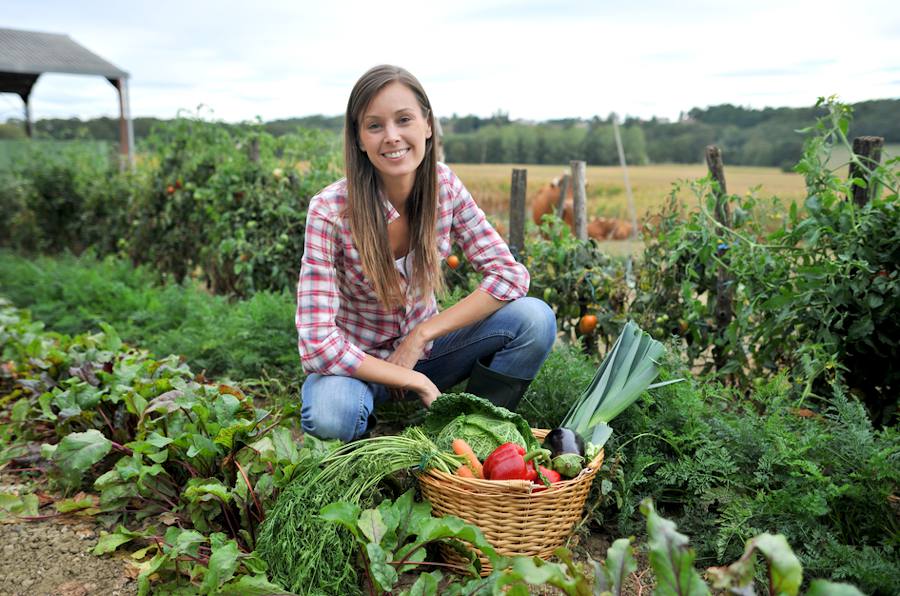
[705,145,734,376]
[509,168,527,260]
[248,137,260,163]
[849,136,884,206]
[570,160,587,241]
[556,174,570,218]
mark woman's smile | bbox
[358,81,432,197]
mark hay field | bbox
[449,162,808,223]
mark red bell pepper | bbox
[483,443,551,481]
[532,465,562,491]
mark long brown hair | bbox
[344,65,444,308]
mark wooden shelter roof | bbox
[0,27,128,81]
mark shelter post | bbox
[23,96,32,138]
[114,77,134,170]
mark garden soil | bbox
[0,474,136,596]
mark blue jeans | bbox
[301,297,556,441]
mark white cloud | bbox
[3,0,898,123]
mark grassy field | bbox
[449,162,809,224]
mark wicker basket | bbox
[418,429,604,574]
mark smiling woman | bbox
[294,65,557,442]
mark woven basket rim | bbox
[420,427,604,494]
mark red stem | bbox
[233,459,264,523]
[17,512,65,521]
[96,405,116,437]
[109,440,133,455]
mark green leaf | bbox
[319,501,362,540]
[199,539,239,594]
[805,580,866,596]
[93,529,139,555]
[49,429,113,487]
[751,534,802,596]
[403,570,442,596]
[358,508,389,545]
[187,434,219,459]
[137,551,171,596]
[0,492,39,519]
[603,538,636,594]
[217,575,287,595]
[214,418,254,450]
[641,499,710,596]
[146,432,174,448]
[184,480,231,504]
[415,515,499,563]
[366,542,399,593]
[55,494,99,513]
[270,426,300,463]
[10,398,29,422]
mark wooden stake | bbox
[509,168,527,260]
[570,160,587,241]
[705,145,734,377]
[849,136,884,206]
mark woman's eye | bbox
[367,123,381,130]
[399,116,411,124]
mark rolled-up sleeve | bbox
[295,198,366,375]
[447,170,530,301]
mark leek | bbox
[561,321,680,448]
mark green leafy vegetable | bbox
[423,392,540,458]
[561,321,679,447]
[257,427,463,595]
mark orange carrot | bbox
[455,465,475,478]
[452,439,484,479]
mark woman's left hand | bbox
[386,326,429,369]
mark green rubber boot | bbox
[464,359,532,412]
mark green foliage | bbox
[93,526,281,596]
[519,341,597,428]
[320,489,499,592]
[257,428,463,595]
[632,98,899,419]
[524,216,629,347]
[0,251,301,383]
[0,111,341,298]
[0,299,309,592]
[128,110,341,295]
[443,214,630,348]
[604,373,900,594]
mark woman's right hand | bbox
[403,371,440,408]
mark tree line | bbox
[1,98,897,168]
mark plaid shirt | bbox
[296,163,529,376]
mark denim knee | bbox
[487,297,557,378]
[301,374,371,442]
[508,297,557,354]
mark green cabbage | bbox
[423,392,539,461]
[435,413,527,461]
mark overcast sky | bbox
[3,0,899,124]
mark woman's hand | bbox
[402,371,439,408]
[386,325,430,370]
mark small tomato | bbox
[446,255,460,269]
[578,314,598,335]
[166,185,175,195]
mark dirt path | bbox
[0,474,136,596]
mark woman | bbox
[297,65,556,441]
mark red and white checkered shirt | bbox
[296,162,530,376]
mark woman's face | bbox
[358,81,432,190]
